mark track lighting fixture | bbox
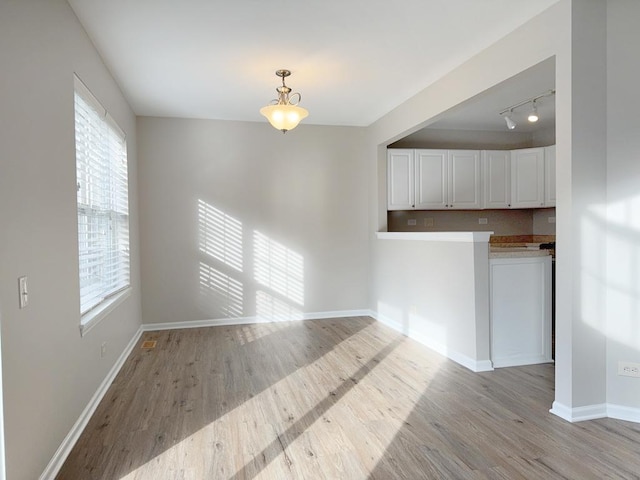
[498,89,554,130]
[502,111,517,130]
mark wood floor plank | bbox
[56,316,640,480]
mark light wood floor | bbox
[57,317,640,479]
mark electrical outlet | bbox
[101,342,107,358]
[548,216,556,223]
[407,219,417,226]
[478,218,488,225]
[618,361,640,377]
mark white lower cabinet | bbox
[490,255,552,368]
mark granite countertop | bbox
[489,248,551,259]
[489,235,555,259]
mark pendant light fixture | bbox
[498,89,554,130]
[260,69,308,133]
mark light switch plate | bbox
[18,276,28,309]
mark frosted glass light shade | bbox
[260,104,309,132]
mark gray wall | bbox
[0,1,142,478]
[606,0,640,409]
[137,118,370,324]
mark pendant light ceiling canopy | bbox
[260,69,308,133]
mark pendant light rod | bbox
[498,89,555,116]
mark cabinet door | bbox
[482,150,511,209]
[544,145,556,207]
[387,149,415,210]
[448,150,480,209]
[511,147,544,208]
[415,150,448,209]
[490,256,552,368]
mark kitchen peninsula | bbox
[374,231,552,372]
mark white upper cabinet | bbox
[387,149,414,210]
[482,150,511,209]
[544,145,556,207]
[387,149,480,210]
[415,150,448,209]
[448,150,481,209]
[388,146,554,211]
[511,147,545,208]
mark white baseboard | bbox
[493,355,553,369]
[39,326,144,480]
[607,403,640,424]
[550,401,608,422]
[607,403,640,423]
[142,309,376,332]
[550,402,640,424]
[372,312,493,373]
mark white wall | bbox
[554,0,608,416]
[369,0,640,422]
[0,1,142,478]
[137,117,370,324]
[368,2,566,383]
[605,0,640,412]
[374,237,491,370]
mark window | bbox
[74,75,130,327]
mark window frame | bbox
[73,75,131,336]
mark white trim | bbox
[142,309,375,332]
[607,404,640,424]
[492,356,554,369]
[0,312,5,480]
[549,401,607,422]
[80,287,132,337]
[376,231,493,243]
[39,326,143,480]
[372,311,494,373]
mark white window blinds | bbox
[74,76,130,315]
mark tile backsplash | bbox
[388,208,556,236]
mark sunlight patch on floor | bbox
[117,323,444,479]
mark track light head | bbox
[504,112,516,130]
[502,110,516,130]
[527,101,539,123]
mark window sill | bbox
[80,287,132,337]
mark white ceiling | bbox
[68,0,559,127]
[427,57,556,133]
